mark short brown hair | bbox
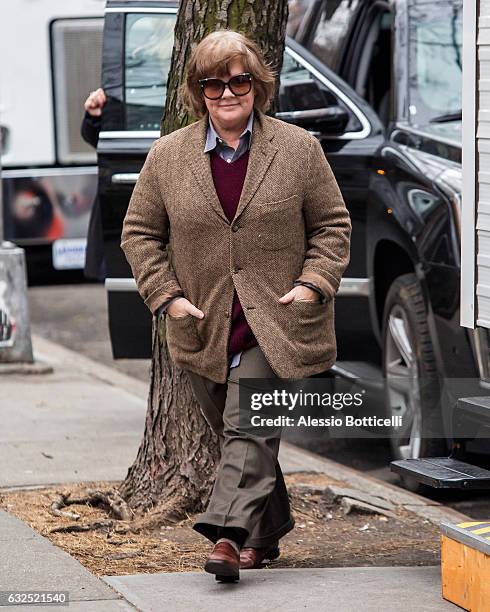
[180,30,277,119]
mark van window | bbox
[408,1,462,127]
[124,14,175,130]
[52,18,103,162]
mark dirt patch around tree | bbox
[0,471,442,576]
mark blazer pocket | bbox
[165,314,202,353]
[257,194,301,251]
[289,298,335,364]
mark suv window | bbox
[407,1,462,127]
[353,8,392,126]
[279,51,361,133]
[125,13,175,130]
[120,11,360,134]
[307,0,361,71]
[287,0,316,39]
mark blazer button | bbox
[232,224,239,232]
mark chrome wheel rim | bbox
[385,304,422,459]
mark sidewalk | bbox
[0,335,468,611]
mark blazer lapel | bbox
[233,109,278,223]
[188,116,229,225]
[187,108,278,225]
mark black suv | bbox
[98,0,490,489]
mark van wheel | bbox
[381,273,447,492]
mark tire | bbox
[381,273,448,492]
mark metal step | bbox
[331,361,384,392]
[390,457,490,489]
[455,396,490,422]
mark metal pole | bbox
[0,126,33,363]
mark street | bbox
[27,282,490,520]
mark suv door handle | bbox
[111,173,140,184]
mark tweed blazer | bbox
[120,108,352,384]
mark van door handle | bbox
[111,173,140,184]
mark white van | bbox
[0,0,104,276]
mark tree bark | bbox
[120,0,289,526]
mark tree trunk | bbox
[119,0,289,526]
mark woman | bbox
[120,29,351,582]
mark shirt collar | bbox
[204,110,254,153]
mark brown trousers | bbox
[186,344,295,549]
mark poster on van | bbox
[1,168,97,269]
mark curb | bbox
[279,441,471,525]
[31,333,149,399]
[0,360,53,375]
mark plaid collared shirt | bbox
[204,110,254,162]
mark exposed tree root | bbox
[47,489,194,535]
[50,520,119,534]
[49,487,134,523]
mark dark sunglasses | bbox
[198,73,253,100]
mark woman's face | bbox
[202,59,255,129]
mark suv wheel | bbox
[381,273,447,491]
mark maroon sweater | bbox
[210,149,258,357]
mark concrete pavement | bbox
[0,510,133,611]
[0,505,456,612]
[104,566,455,612]
[0,334,466,611]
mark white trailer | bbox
[391,0,490,489]
[0,0,104,273]
[462,1,490,364]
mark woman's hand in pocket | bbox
[279,285,320,304]
[167,297,204,319]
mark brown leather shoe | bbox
[239,543,280,569]
[204,541,240,582]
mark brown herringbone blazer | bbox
[120,108,351,384]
